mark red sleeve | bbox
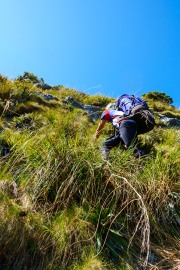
[101,110,110,120]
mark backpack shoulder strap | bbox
[131,103,149,114]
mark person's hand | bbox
[93,133,98,141]
[93,119,106,142]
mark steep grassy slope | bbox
[0,74,179,270]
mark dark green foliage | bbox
[142,91,173,105]
[19,72,40,84]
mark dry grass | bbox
[0,74,179,270]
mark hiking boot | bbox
[133,148,146,158]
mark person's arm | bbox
[95,119,107,139]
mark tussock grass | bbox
[147,99,180,116]
[160,110,180,118]
[0,75,179,269]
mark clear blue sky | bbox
[0,0,180,107]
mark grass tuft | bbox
[0,74,179,269]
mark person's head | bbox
[105,102,116,110]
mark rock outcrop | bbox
[159,114,180,128]
[64,96,102,120]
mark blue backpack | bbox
[116,94,148,115]
[116,94,155,134]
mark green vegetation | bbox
[142,91,173,105]
[0,73,179,269]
